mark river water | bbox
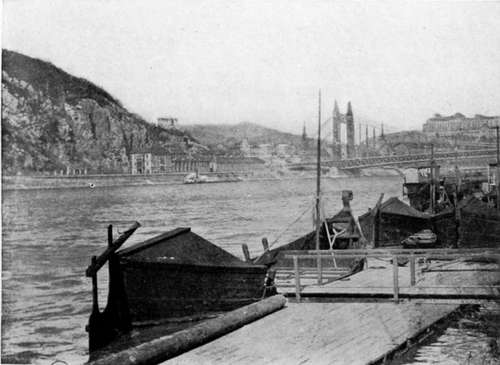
[2,177,498,364]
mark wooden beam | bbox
[87,295,287,365]
[86,221,141,277]
[283,248,500,256]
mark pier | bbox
[279,248,500,302]
[161,249,499,364]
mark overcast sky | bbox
[3,0,500,134]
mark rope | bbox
[268,204,313,249]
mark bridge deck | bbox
[288,149,497,170]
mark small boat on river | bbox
[183,172,243,184]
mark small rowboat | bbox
[402,229,437,248]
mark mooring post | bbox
[410,254,416,286]
[261,237,269,251]
[241,244,250,262]
[108,225,113,247]
[293,255,301,301]
[392,255,399,303]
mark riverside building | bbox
[423,113,499,138]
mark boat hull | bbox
[121,260,268,323]
[458,198,500,247]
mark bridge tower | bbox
[346,102,355,158]
[332,100,342,160]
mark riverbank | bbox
[1,168,403,191]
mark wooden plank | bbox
[89,295,287,365]
[163,302,460,365]
[283,248,500,256]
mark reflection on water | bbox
[402,305,500,365]
[1,176,497,364]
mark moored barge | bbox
[86,224,269,353]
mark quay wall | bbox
[1,171,261,191]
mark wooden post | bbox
[495,125,500,211]
[91,256,99,314]
[107,225,113,247]
[241,244,250,262]
[372,193,384,247]
[430,145,436,214]
[317,252,323,285]
[410,254,416,286]
[106,224,115,307]
[261,238,269,251]
[293,255,301,301]
[392,255,399,303]
[315,90,322,286]
[374,210,380,248]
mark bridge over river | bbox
[288,148,498,171]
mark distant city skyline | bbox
[3,0,500,134]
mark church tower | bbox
[346,102,355,158]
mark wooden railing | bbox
[284,248,500,303]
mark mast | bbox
[430,144,436,214]
[495,125,500,211]
[315,90,321,251]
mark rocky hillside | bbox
[1,49,197,174]
[182,122,312,149]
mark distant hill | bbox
[182,122,312,148]
[1,49,197,174]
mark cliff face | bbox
[1,49,194,174]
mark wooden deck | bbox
[277,259,500,300]
[161,258,498,364]
[162,301,460,365]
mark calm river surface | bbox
[2,177,498,364]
